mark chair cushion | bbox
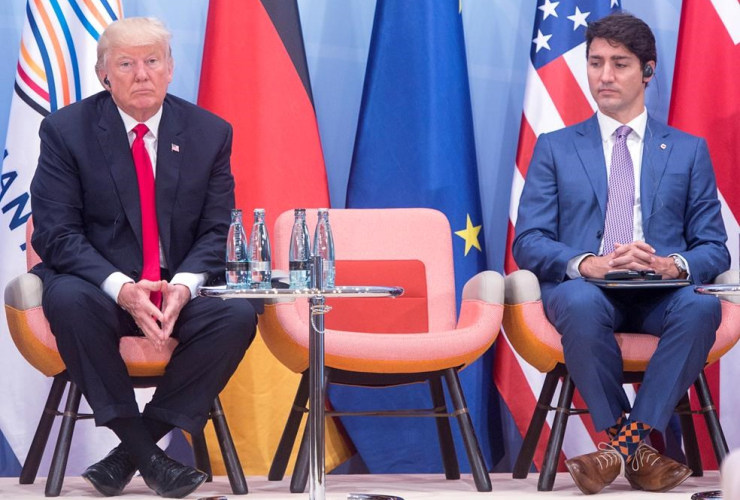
[260,299,502,374]
[6,304,176,378]
[503,299,740,373]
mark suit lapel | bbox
[96,96,143,249]
[574,115,608,219]
[640,116,672,236]
[155,96,184,264]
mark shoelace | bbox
[596,442,626,476]
[101,447,137,477]
[630,443,660,472]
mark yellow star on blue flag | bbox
[454,214,482,256]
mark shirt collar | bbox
[596,107,648,142]
[118,106,163,140]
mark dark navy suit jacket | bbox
[513,114,730,302]
[30,91,235,288]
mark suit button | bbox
[596,230,603,239]
[131,271,139,279]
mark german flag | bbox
[197,0,348,475]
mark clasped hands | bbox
[579,241,682,280]
[117,280,190,350]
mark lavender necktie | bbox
[602,125,634,255]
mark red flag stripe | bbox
[514,114,537,181]
[537,57,594,127]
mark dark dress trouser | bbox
[544,279,720,432]
[41,272,256,434]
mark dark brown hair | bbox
[586,12,657,67]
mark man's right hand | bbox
[118,280,166,349]
[578,254,616,279]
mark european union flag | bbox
[335,0,493,474]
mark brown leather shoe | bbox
[565,445,624,494]
[625,443,692,492]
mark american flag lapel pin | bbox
[171,143,180,153]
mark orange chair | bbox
[503,268,740,491]
[260,208,503,492]
[3,220,247,497]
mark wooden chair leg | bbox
[538,372,574,492]
[444,368,492,492]
[676,392,703,476]
[269,371,309,481]
[211,396,248,495]
[45,381,82,497]
[513,368,560,479]
[20,376,67,485]
[191,430,212,482]
[429,375,460,480]
[694,371,728,466]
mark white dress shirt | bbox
[100,106,206,302]
[566,108,688,278]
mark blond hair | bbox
[96,17,172,72]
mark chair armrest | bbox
[4,273,43,310]
[713,270,740,304]
[504,269,541,304]
[462,270,504,304]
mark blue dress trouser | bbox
[544,279,720,433]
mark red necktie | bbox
[131,123,162,308]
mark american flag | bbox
[495,0,621,470]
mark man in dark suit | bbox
[513,12,729,495]
[30,17,256,498]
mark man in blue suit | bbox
[513,12,729,495]
[30,17,256,498]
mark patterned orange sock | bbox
[610,420,652,462]
[606,414,627,440]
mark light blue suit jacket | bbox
[513,114,729,299]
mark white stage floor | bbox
[0,472,723,499]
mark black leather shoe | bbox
[141,451,208,498]
[81,445,137,496]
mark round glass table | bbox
[199,283,404,500]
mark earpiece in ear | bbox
[103,76,111,88]
[642,64,654,79]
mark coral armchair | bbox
[260,208,503,492]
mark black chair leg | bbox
[191,430,213,482]
[676,392,703,476]
[513,368,560,479]
[443,368,492,492]
[291,368,331,494]
[45,381,82,497]
[211,396,248,494]
[429,375,460,480]
[538,372,574,492]
[20,376,67,485]
[290,420,310,493]
[269,371,310,481]
[694,370,728,466]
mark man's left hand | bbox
[649,255,684,279]
[161,283,191,340]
